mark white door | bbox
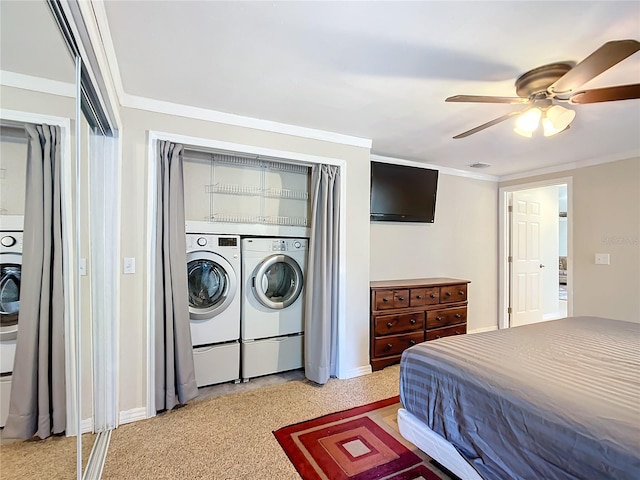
[510,187,559,327]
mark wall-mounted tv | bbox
[370,161,439,223]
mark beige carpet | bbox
[0,432,96,479]
[102,365,401,479]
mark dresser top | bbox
[370,277,471,289]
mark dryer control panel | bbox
[270,239,307,252]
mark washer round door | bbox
[187,251,237,321]
[252,254,303,310]
[0,253,21,341]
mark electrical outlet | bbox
[123,257,136,274]
[595,253,610,265]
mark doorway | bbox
[499,178,573,329]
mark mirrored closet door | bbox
[0,0,80,477]
[1,1,119,478]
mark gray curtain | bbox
[155,141,198,411]
[304,164,340,384]
[4,124,65,439]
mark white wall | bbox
[118,107,371,414]
[370,172,499,332]
[501,157,640,322]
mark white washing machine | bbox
[241,237,307,380]
[186,233,241,386]
[0,230,22,427]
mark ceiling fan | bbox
[446,39,640,139]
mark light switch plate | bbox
[595,253,610,265]
[123,257,136,274]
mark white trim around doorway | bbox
[498,177,573,330]
[0,108,77,436]
[145,131,348,418]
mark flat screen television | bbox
[370,161,438,223]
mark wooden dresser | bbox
[370,278,470,371]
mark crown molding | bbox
[0,70,75,98]
[498,150,640,182]
[122,92,372,149]
[370,154,500,182]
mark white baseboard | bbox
[468,325,498,334]
[119,407,147,425]
[338,364,372,379]
[81,417,93,434]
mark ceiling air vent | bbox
[468,163,491,169]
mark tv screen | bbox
[370,161,438,223]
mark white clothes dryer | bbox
[186,233,241,346]
[0,230,22,427]
[241,237,307,340]
[241,237,307,380]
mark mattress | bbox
[400,316,640,480]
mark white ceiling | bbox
[3,1,639,178]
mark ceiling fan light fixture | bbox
[514,107,542,137]
[543,105,576,136]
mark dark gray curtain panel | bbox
[155,141,198,411]
[304,164,340,384]
[4,124,65,439]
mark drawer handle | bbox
[382,297,389,302]
[410,318,416,324]
[386,343,393,350]
[455,331,461,335]
[430,293,436,298]
[397,296,405,301]
[436,316,442,321]
[446,292,452,297]
[387,322,393,328]
[459,290,465,295]
[455,313,461,319]
[435,335,441,339]
[416,295,422,299]
[409,340,416,346]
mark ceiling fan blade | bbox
[569,84,640,104]
[452,110,525,139]
[549,39,640,94]
[446,95,529,104]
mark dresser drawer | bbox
[375,289,410,310]
[426,324,467,341]
[374,332,424,357]
[374,312,424,336]
[427,307,467,329]
[410,287,439,307]
[440,284,467,303]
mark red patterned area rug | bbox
[274,396,450,480]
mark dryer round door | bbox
[0,252,21,341]
[252,254,303,310]
[187,251,238,321]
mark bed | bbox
[398,316,640,480]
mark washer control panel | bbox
[1,235,17,248]
[0,232,23,253]
[186,234,240,252]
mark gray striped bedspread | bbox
[399,316,640,480]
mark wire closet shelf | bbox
[192,151,310,227]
